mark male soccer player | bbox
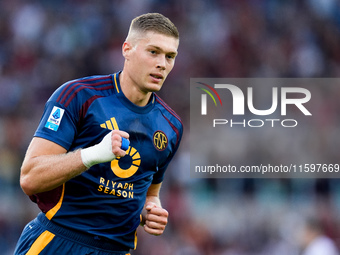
[15,13,182,255]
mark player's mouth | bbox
[150,73,164,82]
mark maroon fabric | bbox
[29,185,63,213]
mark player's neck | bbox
[119,71,152,107]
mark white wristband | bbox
[81,131,116,168]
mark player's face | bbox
[124,31,179,93]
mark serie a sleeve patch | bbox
[45,106,65,131]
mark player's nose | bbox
[156,55,166,70]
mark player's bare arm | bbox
[20,130,129,196]
[141,183,169,236]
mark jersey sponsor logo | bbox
[100,117,142,178]
[153,131,168,151]
[111,146,141,178]
[98,177,134,199]
[45,106,65,131]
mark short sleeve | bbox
[34,100,78,151]
[152,127,183,184]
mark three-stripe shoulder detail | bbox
[154,94,182,125]
[155,94,183,147]
[56,75,113,108]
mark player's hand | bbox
[143,202,169,236]
[81,130,129,168]
[110,130,130,157]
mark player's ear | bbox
[122,41,132,60]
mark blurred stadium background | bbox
[1,0,340,254]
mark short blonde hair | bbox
[128,13,179,40]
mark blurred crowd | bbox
[1,0,340,254]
